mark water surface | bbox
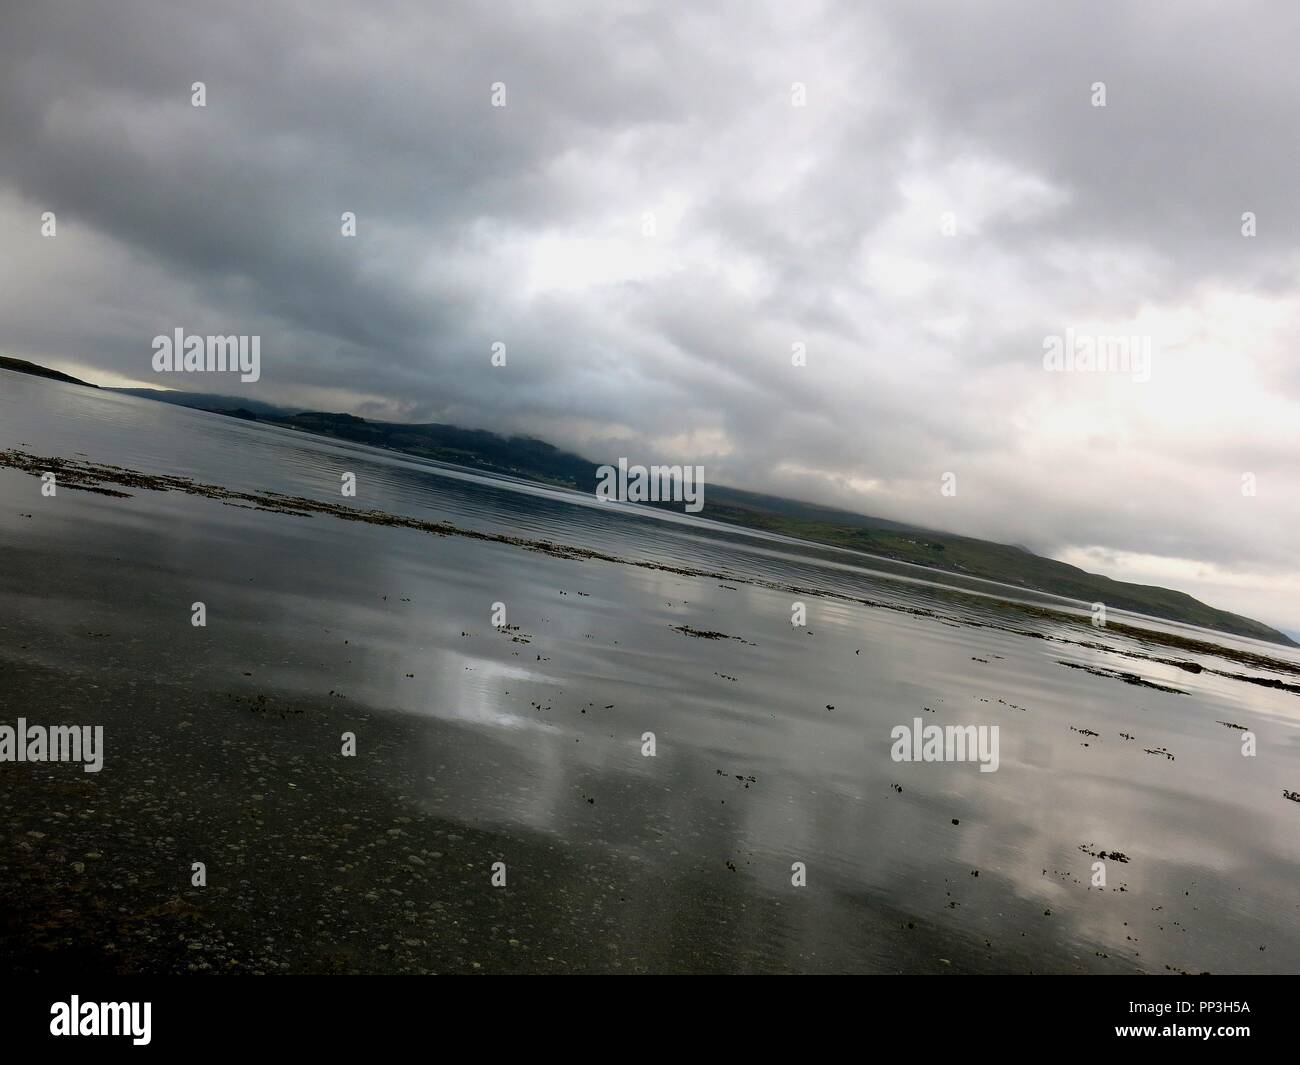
[2,369,1297,973]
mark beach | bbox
[3,371,1299,974]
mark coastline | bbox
[2,439,1295,976]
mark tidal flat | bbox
[2,373,1299,974]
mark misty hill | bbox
[2,358,1290,645]
[109,386,287,418]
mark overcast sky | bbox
[2,0,1298,632]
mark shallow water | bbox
[2,368,1298,973]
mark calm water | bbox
[2,369,1299,973]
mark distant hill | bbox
[0,355,97,388]
[2,357,1292,646]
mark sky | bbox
[1,0,1297,633]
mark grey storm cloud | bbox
[1,0,1297,628]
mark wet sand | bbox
[4,654,1098,975]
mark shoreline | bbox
[4,446,1296,687]
[2,444,1294,975]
